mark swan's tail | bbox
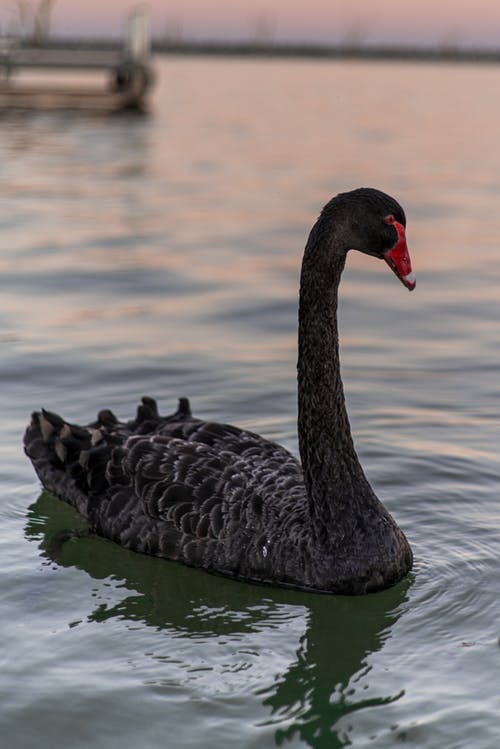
[24,408,99,517]
[24,396,193,517]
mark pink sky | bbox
[3,1,500,47]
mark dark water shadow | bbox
[26,491,412,748]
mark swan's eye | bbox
[385,214,395,225]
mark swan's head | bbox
[328,187,416,291]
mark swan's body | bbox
[25,188,414,594]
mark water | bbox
[1,56,499,748]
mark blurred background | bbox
[1,3,500,749]
[3,0,500,48]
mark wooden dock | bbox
[0,11,153,113]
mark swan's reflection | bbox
[26,492,410,748]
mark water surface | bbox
[1,56,499,748]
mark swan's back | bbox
[24,396,309,585]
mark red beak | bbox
[384,222,416,291]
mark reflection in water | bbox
[26,492,410,748]
[260,596,406,748]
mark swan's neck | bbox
[297,230,375,539]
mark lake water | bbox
[1,55,499,748]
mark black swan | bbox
[24,187,415,595]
